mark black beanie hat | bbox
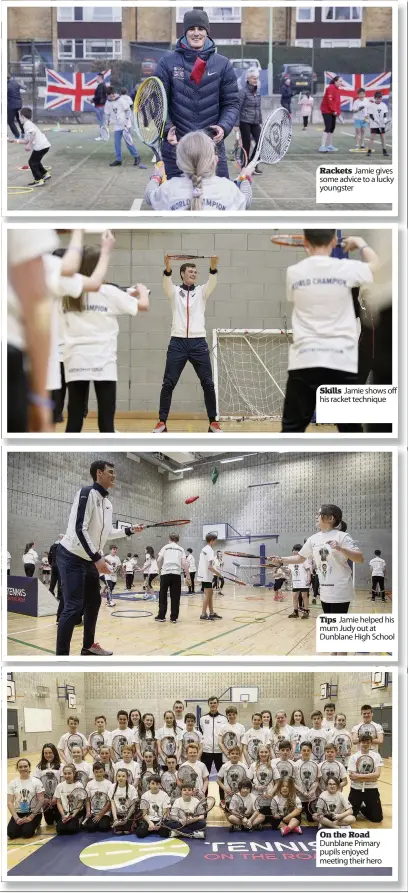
[183,9,210,34]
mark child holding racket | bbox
[313,777,355,828]
[242,713,269,765]
[110,769,139,834]
[140,751,160,793]
[197,532,222,621]
[153,254,220,435]
[173,700,186,730]
[218,706,246,762]
[366,92,390,157]
[288,545,311,619]
[144,132,253,211]
[156,534,191,623]
[68,744,93,788]
[181,715,204,760]
[264,778,302,836]
[347,735,384,823]
[167,783,208,839]
[290,710,310,760]
[227,779,257,832]
[270,711,296,758]
[352,88,370,150]
[103,86,141,168]
[33,744,61,827]
[84,763,113,831]
[281,230,377,433]
[115,745,140,787]
[123,553,136,590]
[98,745,116,782]
[217,746,248,808]
[178,743,209,798]
[156,711,184,766]
[271,741,296,784]
[318,743,348,791]
[327,714,353,768]
[111,711,134,760]
[248,745,274,793]
[88,715,112,757]
[142,547,159,599]
[294,742,319,822]
[18,107,51,187]
[57,717,88,764]
[351,705,384,751]
[55,765,86,835]
[135,713,156,763]
[7,758,44,839]
[103,544,121,607]
[135,775,170,837]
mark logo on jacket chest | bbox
[173,66,185,79]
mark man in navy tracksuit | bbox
[155,9,238,180]
[153,254,221,433]
[56,460,142,656]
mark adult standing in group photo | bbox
[55,460,143,657]
[199,696,227,774]
[155,8,239,180]
[237,67,263,174]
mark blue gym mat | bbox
[9,827,391,877]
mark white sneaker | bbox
[318,146,329,152]
[191,830,205,839]
[327,146,339,152]
[95,136,103,141]
[107,601,116,607]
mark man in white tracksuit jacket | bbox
[56,459,142,656]
[199,696,227,773]
[153,254,220,433]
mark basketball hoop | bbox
[270,233,304,247]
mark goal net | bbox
[212,329,292,420]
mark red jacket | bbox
[321,84,341,116]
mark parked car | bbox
[280,63,317,94]
[140,58,157,77]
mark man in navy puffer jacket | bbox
[155,9,238,179]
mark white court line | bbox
[131,198,143,210]
[9,621,57,634]
[341,130,392,149]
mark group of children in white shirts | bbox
[298,88,389,157]
[8,700,385,841]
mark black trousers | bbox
[322,112,336,134]
[303,115,309,127]
[28,147,49,181]
[239,121,261,162]
[311,574,320,598]
[201,752,223,774]
[66,380,115,433]
[84,815,112,832]
[188,571,196,593]
[44,805,59,826]
[56,814,83,834]
[56,544,101,655]
[49,564,62,597]
[321,601,350,614]
[158,573,182,620]
[51,362,67,422]
[282,368,363,433]
[159,338,216,422]
[125,572,134,590]
[348,787,383,822]
[8,108,24,138]
[372,576,385,599]
[7,345,28,433]
[24,564,35,577]
[8,813,42,838]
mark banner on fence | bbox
[324,72,391,110]
[44,69,111,112]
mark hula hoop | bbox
[110,610,153,619]
[8,186,34,195]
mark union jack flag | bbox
[324,72,391,111]
[44,69,111,112]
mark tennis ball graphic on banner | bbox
[79,837,189,873]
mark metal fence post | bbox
[31,40,37,120]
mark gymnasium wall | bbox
[7,452,164,575]
[163,452,393,589]
[10,672,86,755]
[58,228,388,415]
[312,672,393,729]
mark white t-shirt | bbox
[197,544,215,583]
[111,727,134,756]
[318,759,347,789]
[111,782,138,812]
[322,718,335,730]
[173,795,200,815]
[104,94,132,130]
[186,553,196,572]
[123,558,135,573]
[54,780,86,814]
[7,551,11,570]
[367,101,389,128]
[352,97,371,121]
[156,726,183,763]
[318,790,351,815]
[219,721,246,761]
[294,760,319,800]
[301,728,328,763]
[88,729,112,751]
[180,728,203,759]
[144,173,251,212]
[233,791,257,816]
[178,760,209,792]
[141,789,170,821]
[62,283,138,382]
[22,548,38,566]
[23,119,51,151]
[351,721,384,752]
[114,760,140,785]
[272,793,302,815]
[300,530,358,604]
[157,542,187,576]
[69,762,93,787]
[86,778,114,812]
[327,728,353,765]
[7,229,59,352]
[57,731,88,762]
[8,776,44,812]
[242,727,269,760]
[163,274,217,338]
[348,749,383,789]
[369,557,386,577]
[33,766,60,791]
[286,255,373,373]
[104,553,122,582]
[290,725,310,757]
[217,760,249,788]
[144,556,159,574]
[291,560,310,590]
[270,726,295,757]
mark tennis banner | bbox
[324,72,391,110]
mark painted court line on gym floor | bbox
[171,615,274,656]
[7,637,54,654]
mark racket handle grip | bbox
[156,159,167,183]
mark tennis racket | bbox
[161,805,190,831]
[310,735,326,762]
[247,738,262,762]
[245,108,292,176]
[66,787,87,815]
[138,519,191,530]
[178,765,198,787]
[74,769,89,788]
[332,732,352,762]
[228,793,246,819]
[224,551,261,559]
[161,736,177,758]
[140,770,155,794]
[163,797,215,836]
[275,760,294,781]
[225,764,247,792]
[270,796,283,819]
[112,735,128,762]
[356,754,375,792]
[167,254,212,260]
[222,731,239,751]
[89,732,104,758]
[221,571,247,586]
[100,124,110,142]
[254,794,272,815]
[139,796,164,829]
[193,796,215,818]
[140,738,157,757]
[83,791,110,824]
[123,127,135,148]
[182,730,200,757]
[314,795,330,817]
[299,760,318,794]
[161,771,178,800]
[19,793,45,816]
[320,760,341,787]
[41,772,58,808]
[255,765,274,788]
[357,723,377,741]
[66,734,84,755]
[134,76,168,179]
[112,796,141,828]
[384,119,392,132]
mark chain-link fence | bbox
[7,39,392,123]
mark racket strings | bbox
[135,81,165,144]
[258,110,292,165]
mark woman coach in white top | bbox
[60,237,149,433]
[22,542,39,577]
[269,504,363,616]
[144,131,252,212]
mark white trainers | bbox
[107,601,116,608]
[191,830,205,839]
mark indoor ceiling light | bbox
[220,457,244,464]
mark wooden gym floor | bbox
[55,413,336,434]
[7,582,392,658]
[6,748,393,872]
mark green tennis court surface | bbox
[7,123,392,212]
